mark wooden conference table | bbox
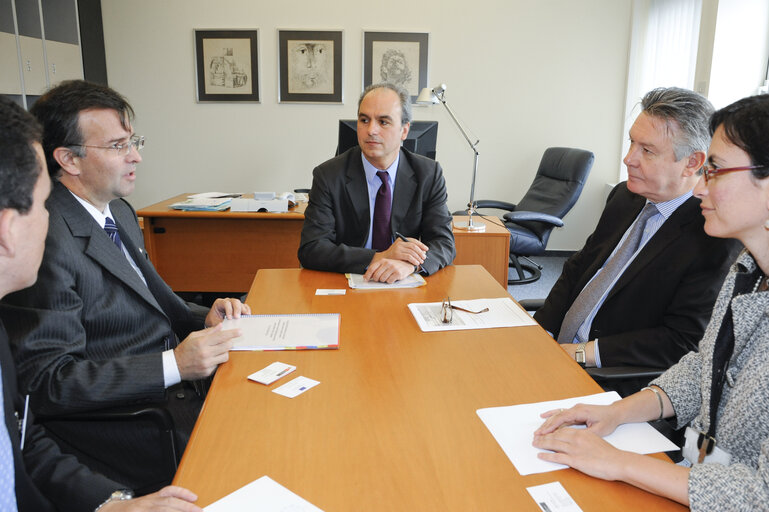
[137,194,511,292]
[173,265,684,511]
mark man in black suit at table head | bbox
[0,80,250,492]
[534,87,741,396]
[298,82,455,283]
[0,96,203,511]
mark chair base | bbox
[508,256,542,285]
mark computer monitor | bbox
[336,120,439,160]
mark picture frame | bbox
[194,29,260,102]
[363,32,429,103]
[278,29,343,103]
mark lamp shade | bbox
[416,87,439,104]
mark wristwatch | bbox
[95,489,134,511]
[575,342,587,368]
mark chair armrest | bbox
[37,403,179,470]
[503,211,564,227]
[517,298,545,311]
[586,367,664,381]
[474,200,517,211]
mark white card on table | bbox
[247,362,296,385]
[272,376,320,398]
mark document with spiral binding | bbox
[221,314,340,351]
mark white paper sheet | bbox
[204,475,323,511]
[477,391,679,475]
[408,297,536,332]
[345,272,426,289]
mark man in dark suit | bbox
[298,83,455,283]
[0,96,203,511]
[535,87,740,395]
[0,81,249,492]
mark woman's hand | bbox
[534,403,623,438]
[533,427,629,481]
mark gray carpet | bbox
[506,255,569,302]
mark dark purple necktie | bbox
[371,171,392,251]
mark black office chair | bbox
[468,147,594,285]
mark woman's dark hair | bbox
[709,94,769,179]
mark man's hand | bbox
[363,258,416,283]
[363,237,428,283]
[100,486,202,511]
[174,324,241,380]
[205,298,251,327]
[379,236,428,267]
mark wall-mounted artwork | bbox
[278,29,343,103]
[194,29,259,102]
[363,32,428,102]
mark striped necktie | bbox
[104,217,123,251]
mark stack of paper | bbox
[222,314,340,350]
[170,197,232,211]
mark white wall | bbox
[101,0,632,250]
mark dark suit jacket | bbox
[535,182,741,371]
[298,147,455,275]
[0,181,208,490]
[0,325,118,511]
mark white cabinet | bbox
[1,0,84,103]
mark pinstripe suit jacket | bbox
[0,181,208,488]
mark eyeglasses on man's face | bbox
[74,134,145,157]
[697,164,763,184]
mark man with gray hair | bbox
[535,87,740,396]
[299,82,455,283]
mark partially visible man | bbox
[534,87,741,396]
[0,81,248,491]
[298,82,455,283]
[0,96,202,511]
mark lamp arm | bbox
[437,96,481,229]
[438,99,479,154]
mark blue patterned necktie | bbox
[557,202,658,344]
[0,365,18,511]
[104,217,124,251]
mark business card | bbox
[272,376,320,398]
[247,362,296,385]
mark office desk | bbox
[137,194,511,292]
[138,194,306,292]
[173,265,683,511]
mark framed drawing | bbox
[194,29,259,102]
[363,32,429,102]
[278,29,343,103]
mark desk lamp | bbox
[416,84,484,232]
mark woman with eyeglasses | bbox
[532,94,769,510]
